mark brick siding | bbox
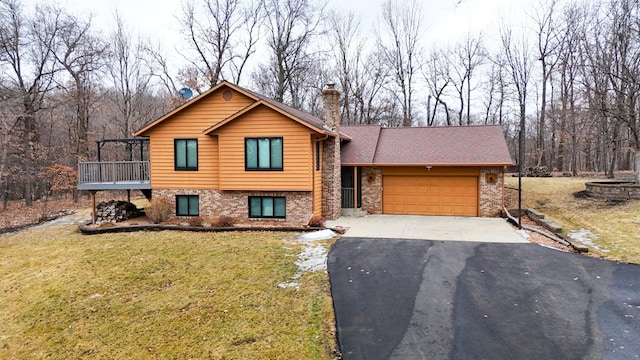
[321,85,342,220]
[360,167,382,214]
[322,137,341,219]
[153,189,313,225]
[479,167,504,217]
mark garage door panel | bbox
[383,175,478,216]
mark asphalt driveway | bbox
[326,215,527,242]
[328,238,640,360]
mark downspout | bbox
[313,134,330,218]
[501,167,506,212]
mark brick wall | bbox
[360,167,382,214]
[479,167,504,217]
[322,138,341,219]
[153,189,313,225]
[321,84,342,220]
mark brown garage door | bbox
[383,175,478,216]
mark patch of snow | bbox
[88,293,103,299]
[278,281,298,289]
[567,228,608,252]
[278,230,337,289]
[299,229,336,242]
[515,229,530,240]
[296,244,327,272]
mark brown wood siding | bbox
[145,89,253,189]
[213,105,315,191]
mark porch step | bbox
[341,208,368,217]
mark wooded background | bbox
[1,0,638,207]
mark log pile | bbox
[96,200,142,224]
[524,166,552,177]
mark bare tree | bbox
[108,14,159,138]
[378,0,424,127]
[423,48,451,126]
[328,11,363,124]
[54,8,107,165]
[0,0,61,206]
[178,0,263,91]
[532,0,564,167]
[447,32,485,125]
[501,23,533,223]
[482,60,510,125]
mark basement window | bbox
[176,195,199,216]
[249,196,286,218]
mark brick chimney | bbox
[321,83,342,219]
[322,83,340,131]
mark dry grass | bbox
[0,223,338,359]
[505,176,640,264]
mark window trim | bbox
[245,137,283,171]
[174,138,198,171]
[176,195,199,216]
[248,196,286,219]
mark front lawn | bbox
[0,223,337,359]
[505,176,640,264]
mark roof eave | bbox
[339,162,514,167]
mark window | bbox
[175,139,198,170]
[245,137,283,170]
[315,141,321,171]
[176,195,199,216]
[249,196,286,218]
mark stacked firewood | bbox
[524,166,552,177]
[95,200,141,224]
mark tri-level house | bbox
[78,81,513,225]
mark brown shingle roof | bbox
[241,87,330,132]
[340,125,513,166]
[341,125,382,164]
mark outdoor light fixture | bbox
[426,166,432,170]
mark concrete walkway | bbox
[326,215,528,243]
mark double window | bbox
[175,139,198,170]
[245,137,283,170]
[176,195,199,216]
[249,196,286,218]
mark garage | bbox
[382,175,478,216]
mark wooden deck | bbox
[77,161,150,191]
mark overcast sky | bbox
[52,0,533,54]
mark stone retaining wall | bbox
[585,182,640,201]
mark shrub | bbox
[186,216,203,227]
[213,215,236,227]
[145,197,173,224]
[308,215,326,228]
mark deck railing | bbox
[78,161,150,184]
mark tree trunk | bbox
[636,152,640,183]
